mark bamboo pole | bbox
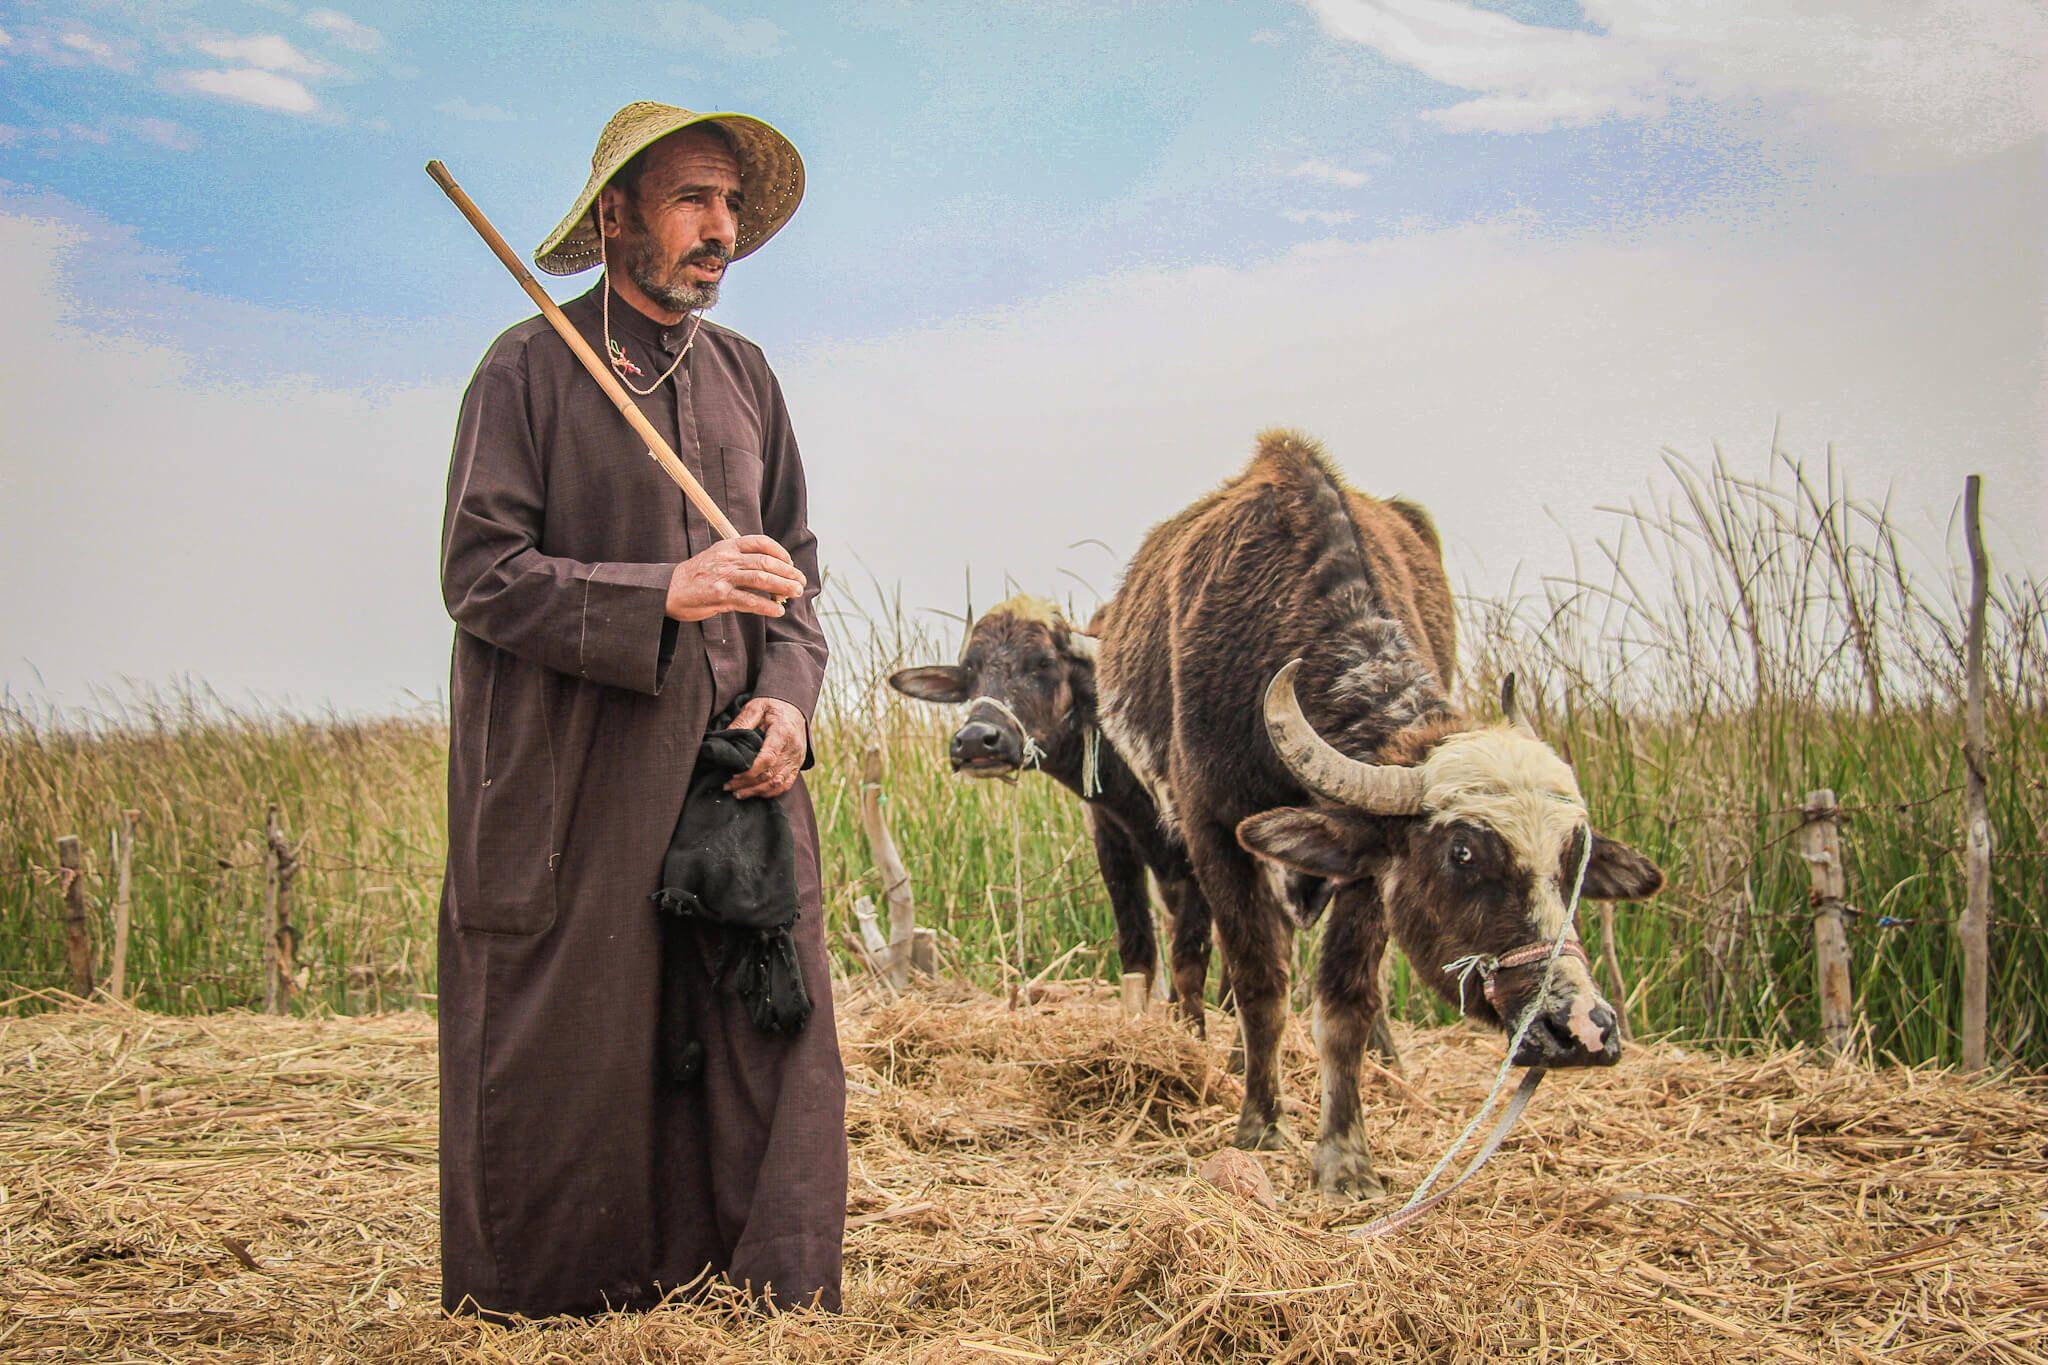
[56,836,94,998]
[859,743,917,989]
[262,805,300,1014]
[1800,789,1854,1060]
[424,159,743,543]
[110,809,138,1003]
[1961,475,1991,1071]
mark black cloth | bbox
[654,699,812,1086]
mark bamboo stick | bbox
[424,159,742,543]
[1960,475,1991,1071]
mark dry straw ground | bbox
[4,982,2043,1363]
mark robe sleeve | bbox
[749,368,829,735]
[442,357,681,695]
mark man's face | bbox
[599,126,742,313]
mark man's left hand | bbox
[725,696,807,799]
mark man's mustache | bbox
[683,245,731,266]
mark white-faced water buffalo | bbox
[889,596,1221,1026]
[1093,430,1664,1199]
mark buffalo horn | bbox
[1500,671,1539,738]
[1262,660,1426,814]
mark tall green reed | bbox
[3,448,2041,1066]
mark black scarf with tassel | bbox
[651,697,812,1087]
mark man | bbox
[437,101,843,1318]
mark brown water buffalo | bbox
[889,596,1220,1024]
[890,596,1406,1069]
[1093,429,1663,1199]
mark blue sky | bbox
[5,0,1776,385]
[1,1,2042,711]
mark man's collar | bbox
[578,275,693,354]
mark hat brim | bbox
[534,108,804,276]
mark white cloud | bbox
[2,145,2042,712]
[0,23,139,70]
[1304,0,2048,165]
[436,97,517,122]
[0,118,196,151]
[303,8,384,53]
[1287,157,1373,188]
[193,33,336,78]
[0,204,454,713]
[172,67,322,115]
[1283,207,1359,225]
[61,30,125,67]
[47,27,136,71]
[657,1,783,59]
[1426,86,1660,133]
[115,116,199,151]
[780,147,2044,640]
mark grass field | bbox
[4,451,2044,1067]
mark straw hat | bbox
[534,101,804,276]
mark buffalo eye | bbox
[1448,836,1475,870]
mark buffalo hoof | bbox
[1312,1138,1386,1202]
[1232,1113,1288,1151]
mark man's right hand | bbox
[665,535,806,622]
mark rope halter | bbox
[1442,937,1593,1015]
[960,695,1102,796]
[964,695,1046,773]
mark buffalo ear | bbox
[1238,809,1356,880]
[1581,833,1664,900]
[1237,807,1406,882]
[888,665,974,704]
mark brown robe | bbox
[436,281,844,1317]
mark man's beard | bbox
[620,230,725,312]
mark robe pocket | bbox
[721,445,766,537]
[450,653,558,936]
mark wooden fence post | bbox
[860,743,917,990]
[1960,474,1991,1071]
[110,810,138,1003]
[1120,972,1149,1017]
[56,835,95,999]
[1597,901,1632,1042]
[262,805,300,1013]
[1800,789,1854,1059]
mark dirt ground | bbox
[2,984,2043,1362]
